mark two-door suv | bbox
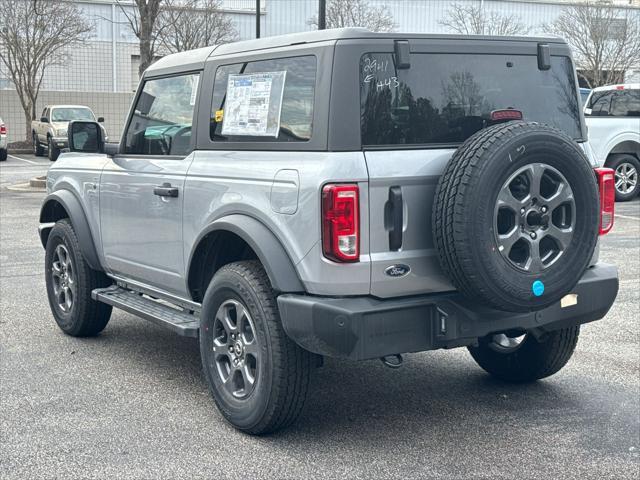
[39,29,619,434]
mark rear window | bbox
[360,53,582,147]
[587,89,640,117]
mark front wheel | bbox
[199,261,314,434]
[48,137,59,161]
[33,133,44,156]
[468,326,580,382]
[45,219,112,336]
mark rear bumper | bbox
[278,263,618,360]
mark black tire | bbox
[468,326,580,382]
[45,219,112,336]
[433,122,600,312]
[33,132,44,156]
[0,148,6,161]
[607,154,640,201]
[47,136,59,161]
[199,260,313,435]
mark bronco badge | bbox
[384,264,411,278]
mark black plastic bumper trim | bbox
[277,263,619,360]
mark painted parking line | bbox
[615,213,640,221]
[7,154,40,165]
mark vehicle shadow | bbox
[88,313,583,445]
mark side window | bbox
[42,108,49,120]
[610,90,640,117]
[124,73,200,156]
[210,55,316,142]
[588,91,613,116]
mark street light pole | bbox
[256,0,261,38]
[318,0,326,30]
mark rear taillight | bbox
[0,124,5,135]
[322,184,359,262]
[595,168,615,235]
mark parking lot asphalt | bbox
[1,153,639,479]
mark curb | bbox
[6,176,46,193]
[30,175,46,188]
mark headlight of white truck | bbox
[57,129,67,137]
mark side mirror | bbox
[97,117,104,123]
[41,117,49,123]
[584,108,592,116]
[68,120,104,153]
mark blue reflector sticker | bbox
[532,280,545,297]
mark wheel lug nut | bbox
[530,232,537,239]
[541,206,547,213]
[520,208,525,214]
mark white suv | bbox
[584,84,640,201]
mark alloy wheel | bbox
[488,332,527,353]
[212,299,260,399]
[51,244,75,313]
[494,163,576,273]
[614,162,638,195]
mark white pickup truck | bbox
[31,105,104,161]
[584,84,640,201]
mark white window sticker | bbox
[221,71,286,137]
[189,75,200,106]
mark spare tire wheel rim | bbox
[494,163,576,274]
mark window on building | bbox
[360,53,582,146]
[210,55,317,142]
[124,73,200,156]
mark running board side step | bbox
[92,286,200,337]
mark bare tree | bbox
[116,0,164,77]
[0,0,92,141]
[546,2,640,88]
[440,3,530,36]
[156,0,237,54]
[309,0,396,32]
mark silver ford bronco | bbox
[39,29,619,434]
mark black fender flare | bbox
[188,215,304,293]
[39,190,102,270]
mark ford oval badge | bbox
[384,264,411,278]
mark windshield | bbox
[361,53,582,146]
[51,108,95,122]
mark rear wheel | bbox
[608,154,640,201]
[468,326,580,382]
[199,261,313,434]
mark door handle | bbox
[387,186,403,251]
[153,183,179,198]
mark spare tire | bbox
[433,122,599,312]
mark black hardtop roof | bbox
[144,28,567,77]
[213,27,566,56]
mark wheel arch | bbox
[39,191,102,271]
[604,138,640,164]
[187,215,304,303]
